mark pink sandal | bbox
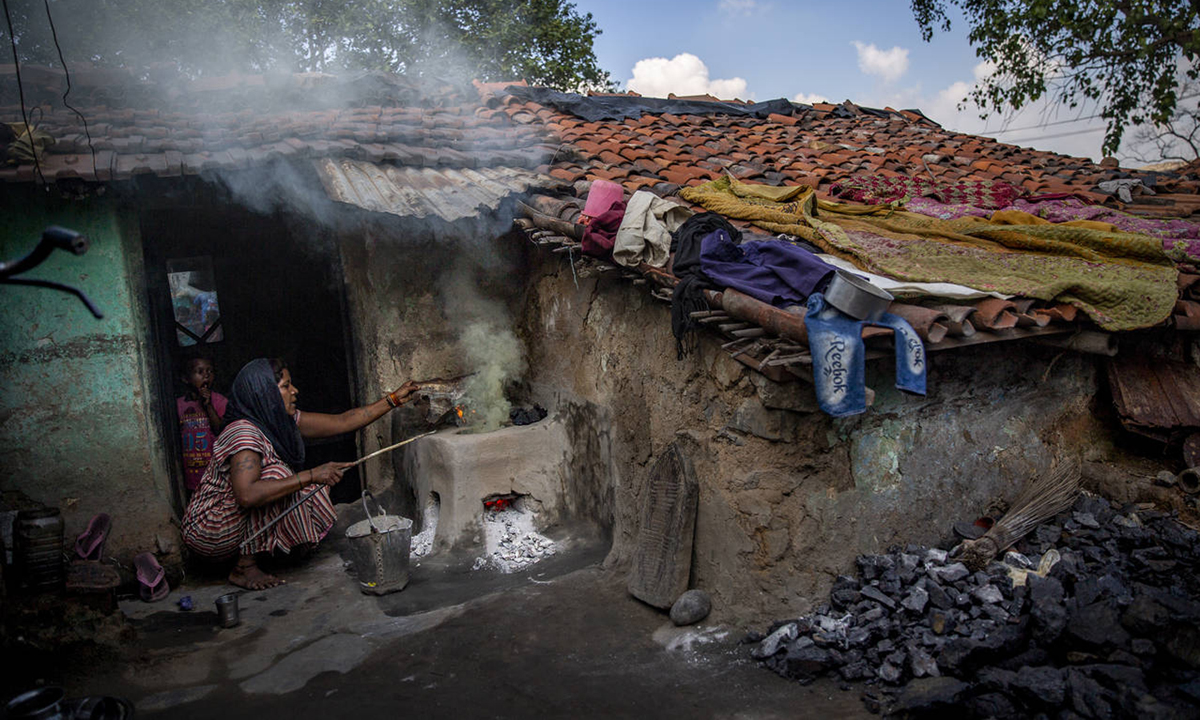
[74,513,112,561]
[133,552,169,602]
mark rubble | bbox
[751,495,1200,717]
[472,508,557,573]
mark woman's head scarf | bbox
[226,358,305,467]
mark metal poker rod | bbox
[238,431,435,551]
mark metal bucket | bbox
[345,494,412,595]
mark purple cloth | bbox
[699,230,835,307]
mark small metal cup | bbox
[215,593,240,628]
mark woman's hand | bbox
[307,461,354,487]
[386,380,421,408]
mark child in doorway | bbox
[177,355,228,492]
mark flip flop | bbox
[133,552,169,602]
[74,513,112,561]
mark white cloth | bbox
[612,191,693,268]
[818,254,1012,300]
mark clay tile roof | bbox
[502,89,1195,217]
[4,68,1198,221]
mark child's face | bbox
[184,359,214,390]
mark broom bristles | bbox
[961,456,1081,570]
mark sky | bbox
[570,0,1119,162]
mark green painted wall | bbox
[0,189,173,556]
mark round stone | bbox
[670,589,712,626]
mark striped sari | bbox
[181,417,335,557]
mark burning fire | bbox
[452,405,478,427]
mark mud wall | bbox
[520,254,1105,622]
[0,191,173,555]
[337,213,534,509]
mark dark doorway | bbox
[141,203,362,514]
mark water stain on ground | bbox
[129,611,220,650]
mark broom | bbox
[959,455,1081,571]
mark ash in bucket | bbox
[472,494,557,573]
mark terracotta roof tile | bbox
[659,167,712,185]
[549,166,583,183]
[625,176,662,192]
[630,158,662,175]
[586,167,630,182]
[618,147,655,162]
[4,67,1196,219]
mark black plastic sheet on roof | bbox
[504,86,800,122]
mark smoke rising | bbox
[459,320,526,430]
[439,257,527,431]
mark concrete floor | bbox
[54,533,869,719]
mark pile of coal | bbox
[509,405,547,426]
[749,495,1200,718]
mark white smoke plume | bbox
[440,258,527,431]
[459,320,526,430]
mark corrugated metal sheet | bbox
[313,158,558,223]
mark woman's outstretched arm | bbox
[297,381,419,440]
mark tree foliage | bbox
[911,0,1199,155]
[8,0,613,91]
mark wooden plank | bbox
[628,441,699,609]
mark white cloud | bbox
[852,41,910,83]
[719,0,761,14]
[627,53,749,100]
[793,92,829,104]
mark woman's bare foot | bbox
[228,555,284,590]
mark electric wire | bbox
[988,93,1200,136]
[988,113,1103,134]
[1,0,46,184]
[43,0,97,175]
[1003,126,1107,145]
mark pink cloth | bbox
[582,179,624,219]
[177,392,228,491]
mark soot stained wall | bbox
[337,212,534,509]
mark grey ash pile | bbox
[749,495,1200,718]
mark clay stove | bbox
[403,414,572,554]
